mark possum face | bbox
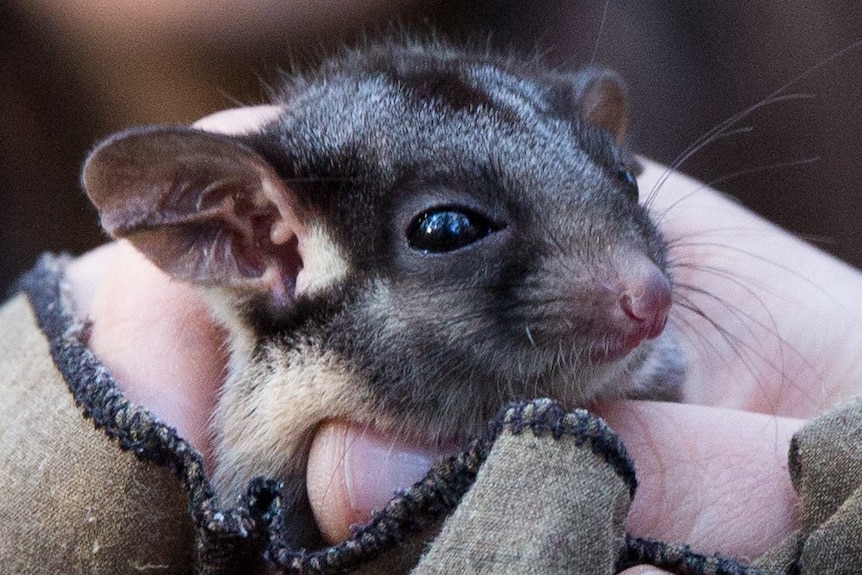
[237,51,673,435]
[83,44,678,543]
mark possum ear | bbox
[83,126,304,301]
[551,67,629,143]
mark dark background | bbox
[3,0,861,295]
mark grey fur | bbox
[82,41,683,548]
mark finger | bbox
[596,400,803,558]
[306,420,449,544]
[71,241,227,464]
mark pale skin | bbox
[66,106,862,574]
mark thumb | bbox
[306,421,448,543]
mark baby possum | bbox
[83,41,682,547]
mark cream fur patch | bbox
[296,225,350,297]
[210,341,377,503]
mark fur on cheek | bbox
[210,343,376,504]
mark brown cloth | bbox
[0,262,195,573]
[1,254,860,574]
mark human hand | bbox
[64,108,862,569]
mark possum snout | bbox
[618,260,672,339]
[600,253,672,359]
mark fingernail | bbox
[343,426,436,518]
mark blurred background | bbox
[2,0,861,295]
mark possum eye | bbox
[408,208,496,253]
[617,168,639,202]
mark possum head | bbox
[83,44,679,546]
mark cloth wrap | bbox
[2,255,861,575]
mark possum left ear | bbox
[83,126,306,302]
[551,67,629,143]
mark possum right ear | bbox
[83,126,305,302]
[549,67,629,144]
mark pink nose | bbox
[616,259,673,347]
[620,270,672,336]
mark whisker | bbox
[646,155,819,218]
[666,238,853,313]
[589,0,612,67]
[645,92,817,208]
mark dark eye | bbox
[408,208,497,253]
[616,168,639,202]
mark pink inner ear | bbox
[83,126,309,304]
[259,231,303,305]
[259,169,309,304]
[580,75,628,143]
